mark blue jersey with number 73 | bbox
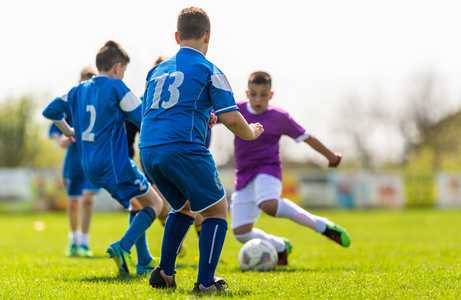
[42,76,142,186]
[139,47,239,149]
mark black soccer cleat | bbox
[149,266,176,289]
[322,220,351,247]
[193,277,228,292]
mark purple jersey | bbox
[234,101,310,190]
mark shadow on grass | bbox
[231,266,317,273]
[80,274,147,284]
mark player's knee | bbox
[141,206,157,222]
[82,196,93,206]
[233,223,253,236]
[258,199,278,217]
[68,198,79,210]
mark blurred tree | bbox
[405,110,461,173]
[0,96,41,167]
[398,70,448,163]
[335,91,391,170]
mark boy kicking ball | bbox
[229,71,351,266]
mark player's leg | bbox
[153,203,196,282]
[117,185,163,254]
[231,184,289,265]
[106,168,163,274]
[128,197,159,275]
[64,177,82,256]
[66,197,80,256]
[77,190,95,257]
[147,182,193,289]
[193,197,229,291]
[194,213,203,237]
[143,144,228,291]
[257,174,351,247]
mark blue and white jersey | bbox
[139,47,238,148]
[43,76,143,186]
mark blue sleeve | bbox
[209,66,239,115]
[42,94,70,122]
[115,80,142,127]
[48,123,62,138]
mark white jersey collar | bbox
[246,102,267,115]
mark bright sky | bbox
[1,0,461,164]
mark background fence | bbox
[1,167,461,213]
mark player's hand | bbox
[328,153,342,168]
[63,128,76,142]
[250,123,264,139]
[59,138,73,148]
[208,113,218,128]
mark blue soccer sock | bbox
[120,207,156,254]
[129,210,153,266]
[197,218,228,287]
[159,211,194,276]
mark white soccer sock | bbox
[68,231,80,246]
[275,198,327,233]
[234,228,286,253]
[80,233,89,247]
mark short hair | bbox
[248,71,272,88]
[80,66,97,81]
[153,55,168,67]
[95,40,130,72]
[177,7,210,41]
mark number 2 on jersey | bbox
[82,105,96,142]
[150,71,184,109]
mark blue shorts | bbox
[64,177,100,198]
[140,143,225,213]
[101,165,150,209]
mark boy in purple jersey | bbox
[230,71,351,266]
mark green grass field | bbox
[1,209,460,299]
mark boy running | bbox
[42,41,164,275]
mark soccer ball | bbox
[238,238,278,271]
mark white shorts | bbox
[230,174,282,230]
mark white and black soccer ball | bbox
[238,238,278,271]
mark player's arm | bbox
[49,123,72,148]
[53,119,75,142]
[304,135,341,168]
[51,132,72,148]
[217,110,264,140]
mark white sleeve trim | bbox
[60,94,68,102]
[214,105,238,114]
[295,132,310,143]
[119,91,141,112]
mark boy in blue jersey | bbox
[43,41,164,275]
[140,7,264,292]
[49,67,100,257]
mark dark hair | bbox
[177,7,210,40]
[80,66,97,81]
[95,40,130,72]
[153,55,168,67]
[248,71,272,88]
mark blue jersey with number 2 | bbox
[42,76,143,186]
[139,47,238,148]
